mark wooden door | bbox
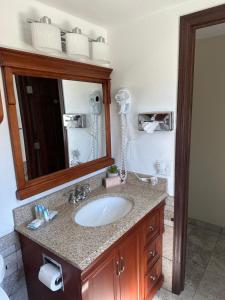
[82,249,119,300]
[118,231,139,300]
[15,75,67,179]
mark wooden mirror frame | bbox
[0,47,114,199]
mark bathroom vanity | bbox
[15,182,166,300]
[81,201,165,300]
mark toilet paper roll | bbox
[38,263,62,292]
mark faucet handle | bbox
[68,191,76,204]
[83,184,91,194]
[75,185,82,194]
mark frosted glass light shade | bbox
[92,42,110,64]
[31,22,62,54]
[66,33,89,59]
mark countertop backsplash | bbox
[13,171,167,227]
[13,171,107,227]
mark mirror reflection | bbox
[14,75,106,180]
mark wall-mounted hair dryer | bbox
[115,88,131,114]
[89,91,103,160]
[90,91,102,115]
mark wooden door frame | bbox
[173,3,225,294]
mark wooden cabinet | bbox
[118,231,139,300]
[82,230,139,300]
[19,200,165,300]
[81,250,119,300]
[19,234,82,300]
[139,203,164,299]
[82,201,165,300]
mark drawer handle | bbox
[149,225,155,232]
[116,260,120,276]
[150,275,157,281]
[82,281,89,293]
[150,250,156,257]
[120,256,125,273]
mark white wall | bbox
[188,34,225,227]
[0,0,107,237]
[109,0,225,196]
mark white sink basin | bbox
[74,196,133,227]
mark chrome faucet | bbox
[68,184,91,204]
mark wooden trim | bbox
[17,157,114,199]
[0,47,112,79]
[3,67,27,187]
[0,47,114,200]
[173,3,225,294]
[7,67,108,84]
[0,88,3,123]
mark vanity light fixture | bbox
[65,27,89,60]
[30,16,62,54]
[92,36,110,65]
[27,18,111,64]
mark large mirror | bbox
[14,76,106,180]
[0,47,113,199]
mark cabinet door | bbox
[82,250,119,300]
[118,231,139,300]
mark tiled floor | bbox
[9,276,28,300]
[154,220,225,300]
[8,220,225,300]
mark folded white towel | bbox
[142,121,159,133]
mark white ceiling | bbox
[36,0,189,27]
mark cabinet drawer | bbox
[145,235,162,272]
[144,210,160,244]
[144,258,162,298]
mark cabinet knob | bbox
[149,250,156,257]
[150,275,157,281]
[149,225,154,232]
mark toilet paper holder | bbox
[138,112,173,131]
[42,254,64,291]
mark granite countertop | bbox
[15,183,167,271]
